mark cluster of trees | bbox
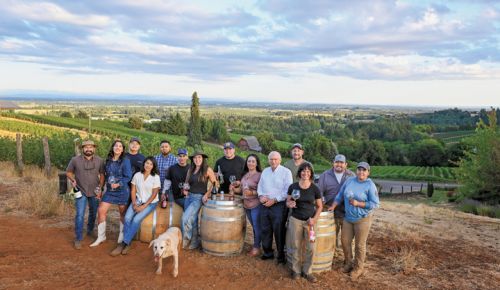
[60,111,89,119]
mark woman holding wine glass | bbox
[328,162,380,281]
[90,139,132,247]
[232,154,262,257]
[285,162,322,282]
[181,150,216,250]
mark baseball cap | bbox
[291,143,303,150]
[223,142,235,149]
[129,137,141,144]
[177,148,188,156]
[334,154,346,163]
[357,162,370,171]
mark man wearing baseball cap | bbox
[214,141,245,194]
[317,154,354,256]
[284,143,309,183]
[164,149,190,209]
[66,140,105,250]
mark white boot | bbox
[117,221,124,244]
[90,222,106,247]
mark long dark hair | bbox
[141,156,159,176]
[297,162,314,181]
[188,154,209,183]
[243,154,262,173]
[106,139,126,163]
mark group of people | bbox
[66,138,380,282]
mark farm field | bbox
[432,130,475,144]
[0,112,458,182]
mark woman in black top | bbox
[181,150,216,250]
[286,162,322,283]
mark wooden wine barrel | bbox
[312,211,336,273]
[286,211,336,273]
[135,202,183,243]
[200,196,246,256]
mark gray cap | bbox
[357,161,370,171]
[334,154,346,163]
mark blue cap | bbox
[177,148,188,155]
[334,154,346,163]
[357,162,370,171]
[223,142,235,149]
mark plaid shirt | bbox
[155,153,178,190]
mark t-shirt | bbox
[66,155,105,197]
[131,172,161,204]
[287,182,321,221]
[334,172,343,184]
[214,155,245,193]
[126,152,145,176]
[165,163,190,200]
[284,159,308,183]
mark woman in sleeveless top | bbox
[181,150,216,250]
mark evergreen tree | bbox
[186,91,203,149]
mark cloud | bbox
[0,0,498,81]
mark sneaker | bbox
[350,267,365,281]
[110,244,124,257]
[342,263,353,273]
[291,272,300,280]
[121,244,131,255]
[303,273,317,283]
[247,247,260,257]
[73,240,82,250]
[182,239,190,249]
[277,257,286,265]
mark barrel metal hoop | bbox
[203,205,243,211]
[314,252,334,258]
[316,232,335,237]
[201,215,245,222]
[201,238,243,244]
[202,248,243,257]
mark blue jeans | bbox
[181,193,203,247]
[246,206,262,248]
[122,202,158,245]
[74,195,99,241]
[175,198,185,210]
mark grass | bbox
[458,199,500,218]
[390,245,423,275]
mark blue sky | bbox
[0,0,499,106]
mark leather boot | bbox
[89,222,106,247]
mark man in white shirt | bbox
[257,151,293,264]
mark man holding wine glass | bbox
[66,140,105,250]
[164,149,190,209]
[214,142,245,195]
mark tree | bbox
[128,116,143,129]
[209,119,229,143]
[167,112,187,136]
[304,133,337,164]
[457,110,500,204]
[60,111,72,118]
[359,139,388,165]
[410,139,446,166]
[75,110,88,119]
[186,91,203,149]
[255,131,275,154]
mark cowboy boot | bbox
[117,221,124,244]
[89,222,106,247]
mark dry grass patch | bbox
[389,244,424,274]
[15,180,72,218]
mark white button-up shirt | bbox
[257,165,293,202]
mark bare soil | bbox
[0,166,498,290]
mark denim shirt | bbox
[334,177,380,223]
[105,157,132,195]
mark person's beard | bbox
[83,150,94,157]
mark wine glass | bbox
[242,182,249,190]
[346,190,355,201]
[183,183,190,191]
[178,182,184,189]
[291,189,301,200]
[94,186,101,198]
[229,175,236,184]
[108,176,116,191]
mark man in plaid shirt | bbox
[155,140,178,195]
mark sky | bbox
[0,0,499,107]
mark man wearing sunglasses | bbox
[66,140,105,250]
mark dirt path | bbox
[0,164,499,289]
